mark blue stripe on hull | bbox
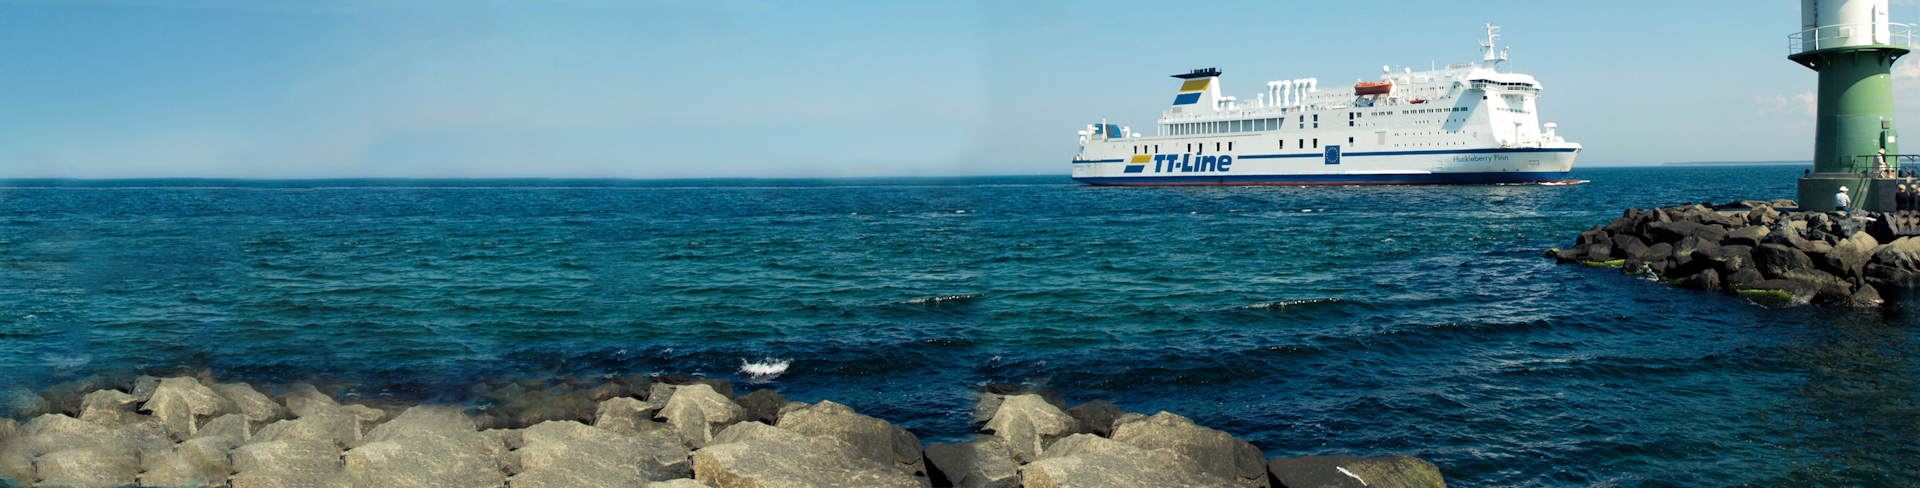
[1072,171,1574,186]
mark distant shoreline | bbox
[1660,161,1809,166]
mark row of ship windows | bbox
[1495,107,1532,114]
[1167,117,1318,136]
[1131,138,1333,154]
[1173,106,1477,135]
[1133,131,1481,154]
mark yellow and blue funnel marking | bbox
[1172,78,1208,105]
[1124,155,1149,173]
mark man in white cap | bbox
[1836,186,1852,212]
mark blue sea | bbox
[2,165,1916,486]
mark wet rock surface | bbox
[1549,202,1919,307]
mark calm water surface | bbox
[1,165,1915,486]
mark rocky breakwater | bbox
[1547,200,1920,307]
[0,374,1451,488]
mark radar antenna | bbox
[1479,23,1507,69]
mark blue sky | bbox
[0,0,1910,178]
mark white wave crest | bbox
[740,358,791,382]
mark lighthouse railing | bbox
[1789,22,1916,54]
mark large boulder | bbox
[595,397,674,436]
[983,394,1078,464]
[510,420,692,487]
[1066,400,1129,437]
[273,386,386,448]
[78,389,149,427]
[776,400,925,476]
[141,377,235,440]
[139,436,234,487]
[925,436,1020,488]
[340,405,505,488]
[1611,234,1649,260]
[221,383,286,424]
[654,383,745,449]
[230,417,348,488]
[1724,225,1769,247]
[1821,232,1880,280]
[1267,455,1446,488]
[1677,268,1721,291]
[973,384,1067,424]
[1695,244,1753,273]
[647,376,737,412]
[734,389,791,425]
[1020,434,1239,488]
[1646,221,1703,243]
[690,421,922,488]
[4,413,174,487]
[1754,243,1815,279]
[1109,412,1268,488]
[1866,237,1920,287]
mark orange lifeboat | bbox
[1409,98,1428,104]
[1354,80,1393,96]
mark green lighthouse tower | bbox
[1794,0,1914,211]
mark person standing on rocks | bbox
[1836,186,1852,213]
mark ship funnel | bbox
[1170,68,1223,113]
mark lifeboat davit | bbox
[1354,81,1392,96]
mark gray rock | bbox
[734,389,789,425]
[220,383,286,424]
[1724,267,1765,289]
[983,394,1078,464]
[1696,244,1753,274]
[1642,242,1674,263]
[648,376,737,412]
[1109,411,1267,488]
[1020,434,1239,488]
[1066,400,1128,437]
[690,421,922,488]
[78,389,149,427]
[777,400,924,476]
[1646,221,1702,243]
[596,396,675,436]
[1677,268,1721,291]
[1849,283,1887,306]
[709,421,791,445]
[1821,232,1880,280]
[0,418,19,443]
[272,386,385,448]
[1724,225,1769,247]
[342,405,505,488]
[139,436,233,488]
[925,435,1020,488]
[510,420,691,487]
[1267,455,1446,488]
[654,384,745,449]
[973,384,1066,424]
[36,446,142,488]
[230,436,346,488]
[194,414,254,445]
[129,375,164,403]
[1610,234,1649,259]
[1755,243,1815,279]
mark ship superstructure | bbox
[1071,25,1580,185]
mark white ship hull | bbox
[1071,146,1579,186]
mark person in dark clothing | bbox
[1900,185,1912,211]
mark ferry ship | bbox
[1070,25,1580,186]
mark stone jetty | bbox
[1547,199,1920,307]
[0,372,1447,488]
